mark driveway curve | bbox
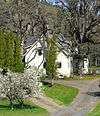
[51,78,100,116]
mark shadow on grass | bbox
[0,105,9,109]
[86,91,100,97]
[42,80,50,85]
[0,103,36,110]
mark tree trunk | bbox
[9,99,13,110]
[19,99,24,109]
[92,68,96,77]
[49,74,54,87]
[51,77,54,86]
[80,67,83,78]
[78,60,83,78]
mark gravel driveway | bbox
[51,78,100,116]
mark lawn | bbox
[64,75,100,80]
[43,84,78,106]
[0,99,48,116]
[86,103,100,116]
[40,75,100,81]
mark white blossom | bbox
[0,68,43,100]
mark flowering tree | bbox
[0,68,42,109]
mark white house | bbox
[25,40,73,77]
[25,37,89,77]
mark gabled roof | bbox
[24,35,37,49]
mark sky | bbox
[47,0,57,3]
[47,0,65,4]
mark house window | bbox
[56,62,61,68]
[97,59,100,66]
[43,62,46,68]
[38,49,42,56]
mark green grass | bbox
[43,84,78,106]
[0,99,48,116]
[64,75,100,80]
[86,103,100,116]
[40,75,100,81]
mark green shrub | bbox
[0,28,24,72]
[45,37,57,79]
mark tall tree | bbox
[45,36,57,86]
[5,31,14,70]
[0,28,5,68]
[55,0,100,75]
[0,28,23,72]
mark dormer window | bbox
[38,49,42,56]
[56,62,61,68]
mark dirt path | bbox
[31,95,63,114]
[51,78,100,116]
[31,78,100,116]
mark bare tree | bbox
[55,0,100,75]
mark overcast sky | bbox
[47,0,60,3]
[47,0,55,3]
[47,0,65,4]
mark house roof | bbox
[24,35,37,49]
